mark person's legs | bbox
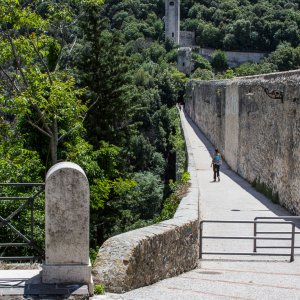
[213,165,217,181]
[216,165,220,181]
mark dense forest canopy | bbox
[181,0,300,77]
[0,0,187,259]
[181,0,300,51]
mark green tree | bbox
[200,23,223,48]
[191,68,214,80]
[0,0,95,166]
[74,4,137,147]
[265,43,300,71]
[192,53,212,70]
[211,50,229,72]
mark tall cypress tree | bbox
[75,3,136,146]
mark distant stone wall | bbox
[177,47,193,75]
[198,48,268,67]
[185,70,300,215]
[176,47,268,75]
[93,118,200,293]
[180,31,195,47]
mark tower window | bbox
[172,32,174,37]
[170,1,174,5]
[183,62,185,66]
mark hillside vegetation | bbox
[182,0,300,51]
[181,0,300,77]
[0,0,187,259]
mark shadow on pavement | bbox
[183,110,300,232]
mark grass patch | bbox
[90,246,100,265]
[94,283,105,295]
[252,178,279,204]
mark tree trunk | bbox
[50,120,58,165]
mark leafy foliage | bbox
[0,0,189,259]
[234,43,300,76]
[211,50,229,72]
[192,52,212,70]
[191,68,214,80]
[181,0,300,51]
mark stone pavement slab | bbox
[0,269,90,299]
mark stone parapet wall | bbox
[180,31,195,47]
[93,114,200,293]
[197,47,268,67]
[185,70,300,215]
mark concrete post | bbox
[42,162,92,291]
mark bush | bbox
[165,48,178,63]
[225,69,234,79]
[211,50,229,72]
[234,62,277,76]
[192,52,212,70]
[191,68,214,80]
[90,246,100,265]
[265,43,300,71]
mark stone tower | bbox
[165,0,180,45]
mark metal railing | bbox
[200,219,297,262]
[0,183,45,261]
[254,216,300,254]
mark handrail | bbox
[200,219,296,262]
[0,183,45,187]
[0,183,45,261]
[254,216,300,254]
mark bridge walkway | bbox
[116,109,300,299]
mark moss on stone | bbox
[94,284,105,295]
[252,178,279,204]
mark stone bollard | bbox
[42,162,93,293]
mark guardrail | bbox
[200,219,297,262]
[0,183,45,261]
[254,216,300,254]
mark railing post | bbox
[290,223,295,262]
[199,221,203,259]
[253,218,257,252]
[29,197,34,243]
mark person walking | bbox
[211,148,222,182]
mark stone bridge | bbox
[93,70,300,298]
[1,70,300,299]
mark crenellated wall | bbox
[185,70,300,215]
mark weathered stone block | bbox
[43,162,91,286]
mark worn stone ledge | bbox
[92,216,198,293]
[93,111,200,293]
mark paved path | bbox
[0,269,89,298]
[117,109,300,300]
